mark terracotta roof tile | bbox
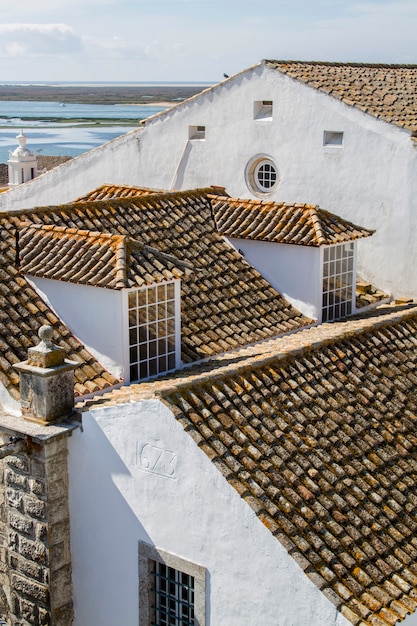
[18,224,190,289]
[97,304,417,626]
[266,61,417,134]
[211,195,374,246]
[75,184,164,202]
[1,187,310,400]
[0,223,118,399]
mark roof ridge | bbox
[115,237,127,288]
[1,187,218,218]
[265,59,417,69]
[23,222,128,245]
[309,205,326,245]
[158,305,417,396]
[92,304,417,407]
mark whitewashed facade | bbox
[1,61,415,298]
[68,399,351,626]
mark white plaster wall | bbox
[67,399,351,626]
[0,130,146,210]
[0,382,20,416]
[229,238,322,319]
[2,62,415,296]
[26,277,125,380]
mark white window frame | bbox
[320,242,356,323]
[122,279,181,383]
[139,542,206,626]
[245,154,279,197]
[254,160,277,192]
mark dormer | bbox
[17,224,192,384]
[7,130,38,187]
[212,197,375,322]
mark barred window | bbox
[152,562,195,625]
[139,543,206,626]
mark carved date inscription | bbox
[137,443,177,479]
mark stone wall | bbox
[0,431,74,626]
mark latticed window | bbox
[254,160,277,191]
[322,243,355,322]
[127,281,179,382]
[139,543,206,626]
[151,562,195,625]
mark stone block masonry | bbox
[0,326,80,625]
[0,419,78,626]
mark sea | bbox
[0,99,169,164]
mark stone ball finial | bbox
[39,325,54,343]
[37,325,58,353]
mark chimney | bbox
[13,325,78,424]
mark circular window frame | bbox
[245,154,279,197]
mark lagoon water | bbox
[0,100,167,163]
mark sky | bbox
[0,0,417,83]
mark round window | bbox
[245,155,279,196]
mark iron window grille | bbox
[152,562,195,625]
[139,543,206,626]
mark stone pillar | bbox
[0,326,80,625]
[13,326,77,425]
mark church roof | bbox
[266,60,417,135]
[101,303,417,626]
[0,187,310,402]
[211,195,374,246]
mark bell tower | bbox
[7,129,38,187]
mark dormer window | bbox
[127,280,181,382]
[254,100,273,121]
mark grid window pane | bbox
[256,163,277,190]
[151,561,195,626]
[128,282,178,381]
[322,244,354,322]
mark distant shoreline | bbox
[0,84,208,106]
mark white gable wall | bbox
[228,238,322,319]
[1,62,415,296]
[68,399,351,626]
[25,276,125,380]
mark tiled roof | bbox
[0,188,309,401]
[76,184,162,202]
[100,304,417,626]
[266,60,417,134]
[18,224,190,289]
[211,195,374,246]
[0,225,119,400]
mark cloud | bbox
[0,24,83,58]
